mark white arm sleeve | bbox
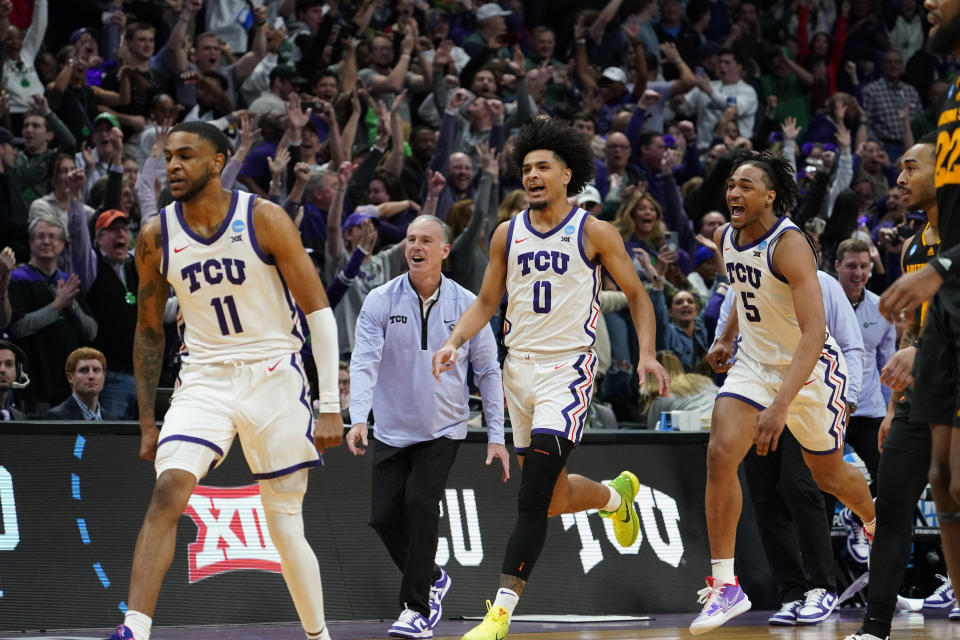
[306,307,340,414]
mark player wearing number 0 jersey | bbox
[432,119,670,640]
[106,122,341,640]
[692,150,876,636]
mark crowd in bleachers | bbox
[0,0,950,427]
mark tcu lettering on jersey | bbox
[180,257,247,293]
[183,484,282,582]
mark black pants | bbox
[863,393,932,636]
[369,436,460,616]
[744,429,836,602]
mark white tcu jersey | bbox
[160,190,304,365]
[721,216,820,366]
[503,207,600,354]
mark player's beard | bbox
[529,199,548,210]
[928,11,960,56]
[174,168,211,203]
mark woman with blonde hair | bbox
[639,351,718,429]
[613,191,666,255]
[496,188,528,225]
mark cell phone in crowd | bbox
[664,231,678,252]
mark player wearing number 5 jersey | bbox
[432,119,670,640]
[104,122,342,640]
[690,150,876,635]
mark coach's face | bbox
[835,250,872,299]
[726,164,775,230]
[165,131,224,202]
[68,359,105,397]
[405,217,449,277]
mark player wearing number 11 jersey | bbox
[432,119,670,640]
[105,122,342,640]
[691,150,876,635]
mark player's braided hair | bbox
[512,118,596,196]
[730,149,799,216]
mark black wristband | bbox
[930,256,949,279]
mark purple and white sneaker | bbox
[796,588,838,624]
[105,625,134,640]
[689,576,752,635]
[923,574,955,609]
[389,609,432,639]
[768,599,802,626]
[840,508,871,564]
[428,568,452,629]
[950,604,960,621]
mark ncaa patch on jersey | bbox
[758,240,768,250]
[564,224,576,234]
[232,219,245,233]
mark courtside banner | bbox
[0,426,709,630]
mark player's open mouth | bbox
[729,204,745,217]
[528,185,545,196]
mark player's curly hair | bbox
[729,149,799,216]
[512,118,596,196]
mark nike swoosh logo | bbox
[444,319,456,323]
[620,510,632,523]
[554,362,566,370]
[174,246,188,253]
[803,378,816,386]
[268,360,281,372]
[514,238,527,244]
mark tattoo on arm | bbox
[134,228,168,420]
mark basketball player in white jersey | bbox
[105,122,343,640]
[432,118,670,640]
[689,150,876,635]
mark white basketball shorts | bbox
[503,349,597,453]
[717,342,849,454]
[155,353,322,480]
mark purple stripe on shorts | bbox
[158,434,224,457]
[252,458,324,479]
[289,353,315,443]
[560,354,589,437]
[716,392,766,411]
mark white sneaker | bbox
[689,576,751,635]
[768,599,801,625]
[388,608,432,639]
[923,574,956,609]
[796,588,837,624]
[842,633,888,640]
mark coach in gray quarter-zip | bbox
[347,214,507,640]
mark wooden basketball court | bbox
[4,610,958,639]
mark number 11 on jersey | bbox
[211,295,244,335]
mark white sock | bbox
[123,610,152,640]
[711,558,736,584]
[493,588,520,617]
[603,484,622,512]
[305,624,331,640]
